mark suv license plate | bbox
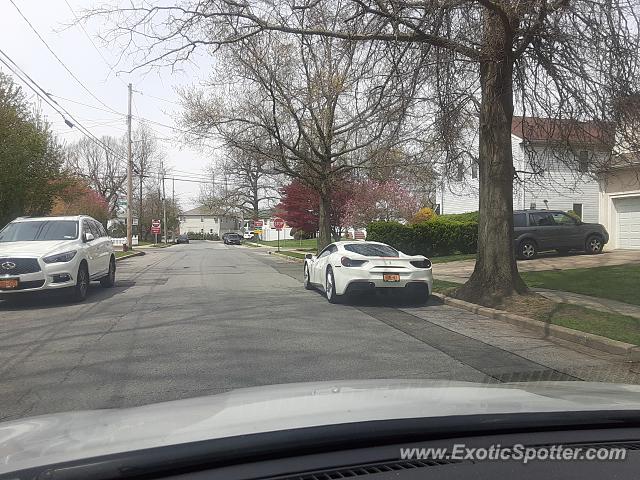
[383,274,400,282]
[0,279,19,289]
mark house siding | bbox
[180,215,240,236]
[440,134,521,214]
[514,143,604,223]
[441,135,603,223]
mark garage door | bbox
[616,196,640,249]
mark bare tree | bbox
[178,18,422,248]
[83,0,640,304]
[66,135,126,217]
[219,148,281,219]
[132,123,163,230]
[186,133,281,219]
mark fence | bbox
[111,236,139,246]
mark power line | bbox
[9,0,120,114]
[63,0,127,87]
[0,48,127,162]
[140,92,180,105]
[48,94,124,116]
[131,115,214,139]
[0,51,72,127]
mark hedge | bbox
[187,232,220,241]
[367,219,478,257]
[439,211,479,223]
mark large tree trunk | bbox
[317,194,332,252]
[454,30,527,306]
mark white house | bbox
[440,117,640,249]
[179,206,243,237]
[242,217,293,241]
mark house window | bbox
[471,163,478,179]
[456,163,464,181]
[200,216,204,222]
[578,150,589,173]
[572,203,583,219]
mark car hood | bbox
[2,379,640,473]
[0,240,75,257]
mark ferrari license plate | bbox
[0,279,19,289]
[383,274,400,282]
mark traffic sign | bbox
[151,219,161,234]
[254,220,264,227]
[273,218,285,230]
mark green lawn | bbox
[521,265,640,306]
[276,250,306,260]
[542,304,640,345]
[257,238,319,249]
[432,279,462,294]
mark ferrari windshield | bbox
[344,243,399,257]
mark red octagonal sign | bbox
[273,218,285,230]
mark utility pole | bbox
[161,159,167,244]
[126,83,133,250]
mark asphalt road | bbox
[1,241,637,421]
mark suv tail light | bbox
[341,256,367,267]
[410,259,432,269]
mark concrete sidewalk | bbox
[535,289,640,320]
[434,249,640,283]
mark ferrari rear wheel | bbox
[303,263,313,290]
[325,267,341,304]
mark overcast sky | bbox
[1,0,215,210]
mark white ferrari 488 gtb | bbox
[303,241,433,304]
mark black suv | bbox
[175,234,190,244]
[223,233,242,245]
[514,209,609,259]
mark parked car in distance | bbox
[304,241,432,304]
[223,233,242,245]
[175,234,190,244]
[0,215,116,301]
[514,209,609,259]
[222,232,240,241]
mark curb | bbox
[115,251,145,262]
[432,292,640,361]
[269,251,305,263]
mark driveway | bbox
[434,249,640,282]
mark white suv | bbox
[0,215,116,301]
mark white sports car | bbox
[303,241,433,303]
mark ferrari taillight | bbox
[341,256,367,267]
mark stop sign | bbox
[152,219,161,228]
[273,218,285,230]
